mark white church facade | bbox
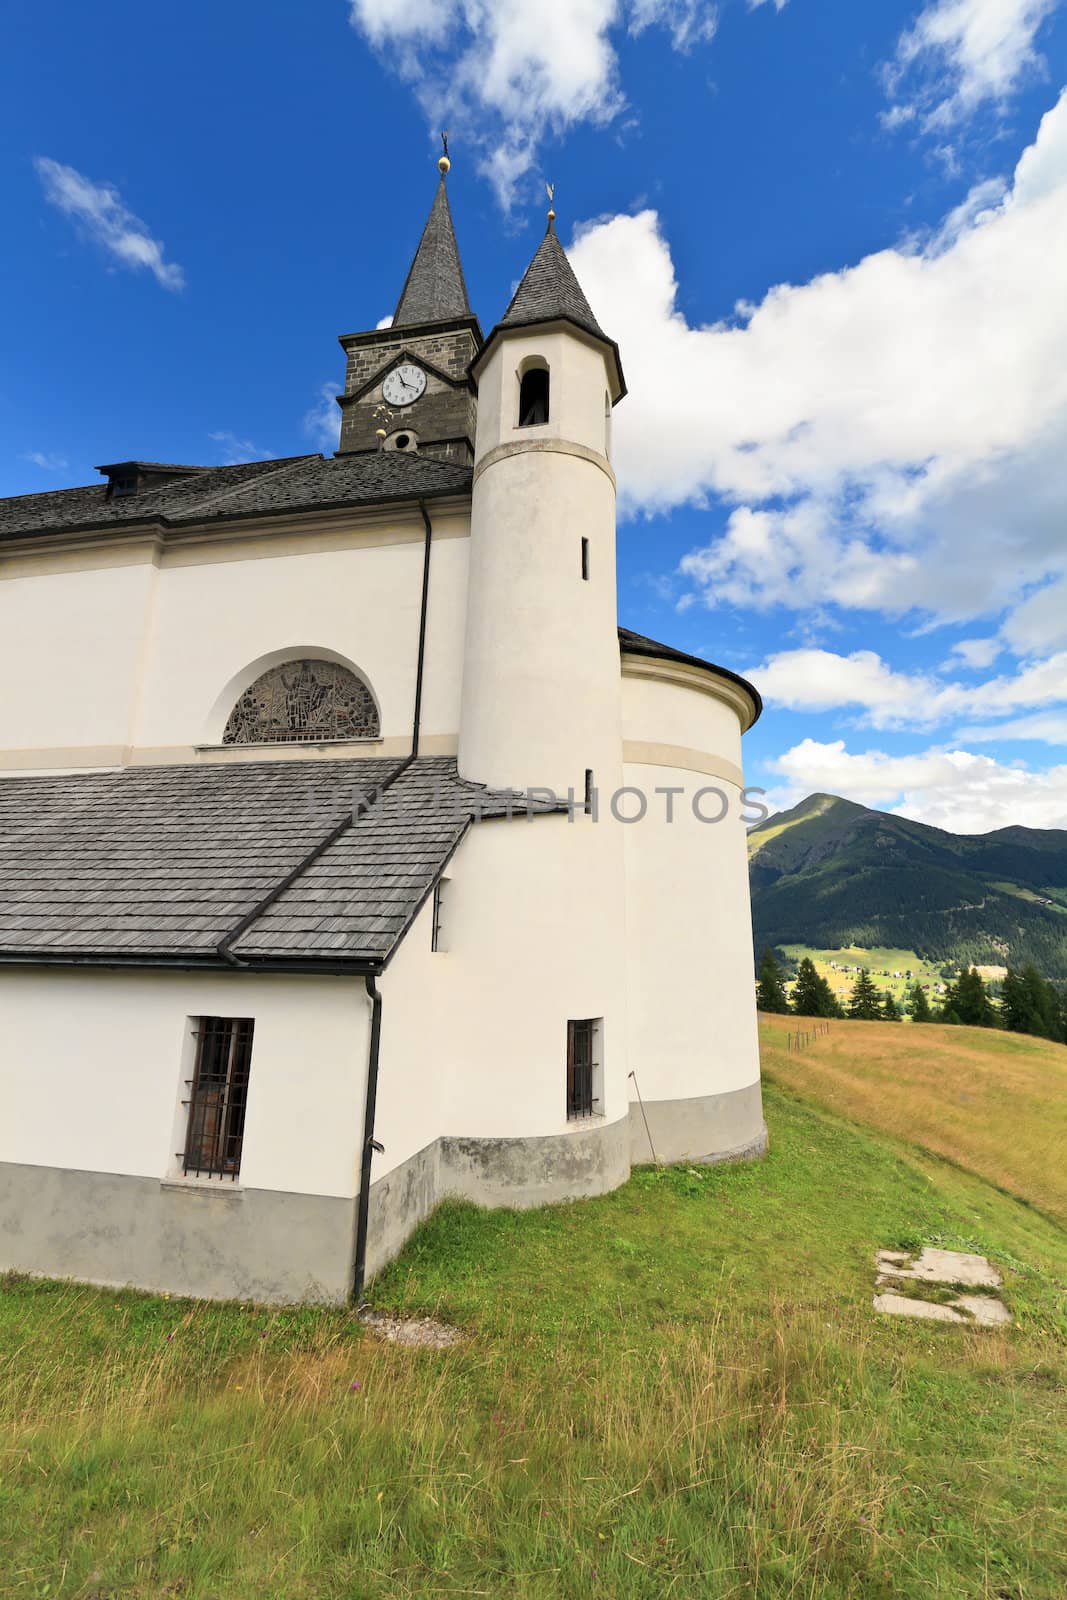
[0,161,765,1304]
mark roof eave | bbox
[471,314,627,403]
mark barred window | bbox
[222,659,380,745]
[567,1018,601,1121]
[182,1017,254,1179]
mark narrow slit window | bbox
[581,537,590,581]
[567,1019,600,1120]
[584,768,595,816]
[181,1017,254,1180]
[518,366,550,426]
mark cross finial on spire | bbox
[545,182,556,226]
[439,131,451,175]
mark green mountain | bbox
[748,794,1067,979]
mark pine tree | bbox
[792,957,840,1018]
[881,990,901,1021]
[1002,965,1067,1043]
[908,983,933,1023]
[848,968,882,1020]
[756,948,790,1014]
[954,967,999,1028]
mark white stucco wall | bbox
[0,509,471,770]
[0,558,158,755]
[370,809,630,1181]
[620,671,761,1108]
[460,329,622,798]
[0,968,367,1199]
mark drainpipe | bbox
[352,972,384,1307]
[351,498,435,1303]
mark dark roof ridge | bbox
[177,454,322,519]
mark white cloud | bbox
[944,637,1003,669]
[347,0,721,206]
[208,432,273,466]
[34,157,185,292]
[959,709,1067,741]
[749,647,1067,730]
[303,383,341,452]
[567,90,1067,641]
[884,0,1060,131]
[21,451,68,473]
[767,737,1067,832]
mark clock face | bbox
[382,363,427,408]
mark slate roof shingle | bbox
[0,758,529,968]
[501,220,607,343]
[0,452,474,542]
[393,175,473,327]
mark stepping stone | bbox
[873,1247,1011,1325]
[873,1292,969,1322]
[875,1248,1001,1288]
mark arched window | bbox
[518,364,550,426]
[222,659,380,745]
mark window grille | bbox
[181,1017,254,1179]
[222,659,380,745]
[567,1018,599,1120]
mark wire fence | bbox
[786,1022,832,1052]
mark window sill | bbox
[161,1177,244,1198]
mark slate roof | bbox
[393,175,472,328]
[619,626,763,727]
[501,220,607,343]
[0,453,474,542]
[0,757,529,970]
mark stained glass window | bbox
[222,659,380,745]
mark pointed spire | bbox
[392,155,472,329]
[499,215,607,344]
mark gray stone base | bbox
[364,1116,631,1280]
[628,1079,767,1167]
[0,1160,356,1305]
[0,1084,766,1303]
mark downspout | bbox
[352,972,384,1307]
[351,497,434,1302]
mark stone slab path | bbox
[873,1247,1011,1325]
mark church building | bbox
[0,156,765,1303]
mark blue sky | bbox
[2,0,1065,831]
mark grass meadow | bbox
[1,1021,1065,1598]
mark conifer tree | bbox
[792,957,840,1018]
[1002,965,1067,1043]
[755,948,790,1014]
[848,968,882,1020]
[908,983,933,1023]
[881,990,901,1021]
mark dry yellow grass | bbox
[760,1012,1067,1226]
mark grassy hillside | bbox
[760,1010,1067,1227]
[1,1026,1066,1597]
[749,793,1067,979]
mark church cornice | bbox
[337,314,483,352]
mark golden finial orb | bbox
[438,131,451,175]
[546,181,556,223]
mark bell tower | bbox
[459,207,627,797]
[336,145,482,463]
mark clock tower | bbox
[336,151,482,463]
